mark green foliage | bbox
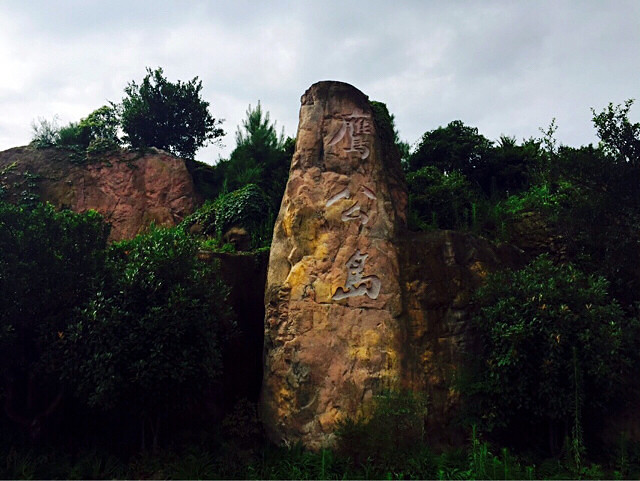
[55,121,88,147]
[61,227,232,441]
[592,99,640,165]
[0,201,108,439]
[181,198,218,237]
[80,105,120,144]
[0,202,109,372]
[370,100,410,165]
[550,144,640,305]
[499,182,569,218]
[407,166,480,230]
[335,390,428,467]
[408,120,542,201]
[120,67,224,159]
[31,106,121,159]
[488,136,541,196]
[214,184,271,242]
[409,120,494,184]
[183,184,273,250]
[466,255,638,451]
[222,102,293,211]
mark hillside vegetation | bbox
[1,69,640,478]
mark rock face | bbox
[261,81,408,448]
[397,230,524,446]
[0,146,198,241]
[261,81,525,449]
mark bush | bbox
[214,184,270,237]
[31,105,120,154]
[407,165,479,230]
[465,255,639,453]
[181,199,218,237]
[335,390,427,466]
[56,121,89,148]
[61,226,233,449]
[0,201,108,440]
[183,184,273,249]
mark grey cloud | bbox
[1,0,638,159]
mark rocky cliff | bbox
[0,146,200,241]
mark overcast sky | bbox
[1,1,638,164]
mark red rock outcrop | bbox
[0,146,198,241]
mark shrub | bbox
[180,199,218,237]
[465,255,639,453]
[31,105,120,154]
[407,165,479,230]
[183,184,272,249]
[335,390,428,466]
[61,226,233,449]
[0,201,108,440]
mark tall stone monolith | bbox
[261,81,408,448]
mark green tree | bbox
[592,99,640,165]
[485,136,541,196]
[534,102,640,306]
[466,255,638,453]
[61,226,233,449]
[223,102,293,211]
[120,67,224,159]
[0,201,108,439]
[409,120,493,182]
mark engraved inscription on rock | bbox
[261,81,407,450]
[326,109,372,159]
[332,250,381,300]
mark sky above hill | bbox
[0,1,638,164]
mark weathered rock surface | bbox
[0,146,198,241]
[261,81,408,448]
[397,230,524,446]
[261,81,525,449]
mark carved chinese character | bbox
[327,110,372,159]
[341,204,369,224]
[326,187,351,207]
[326,186,377,225]
[332,250,381,300]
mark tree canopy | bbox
[120,67,224,159]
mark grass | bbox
[2,429,632,480]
